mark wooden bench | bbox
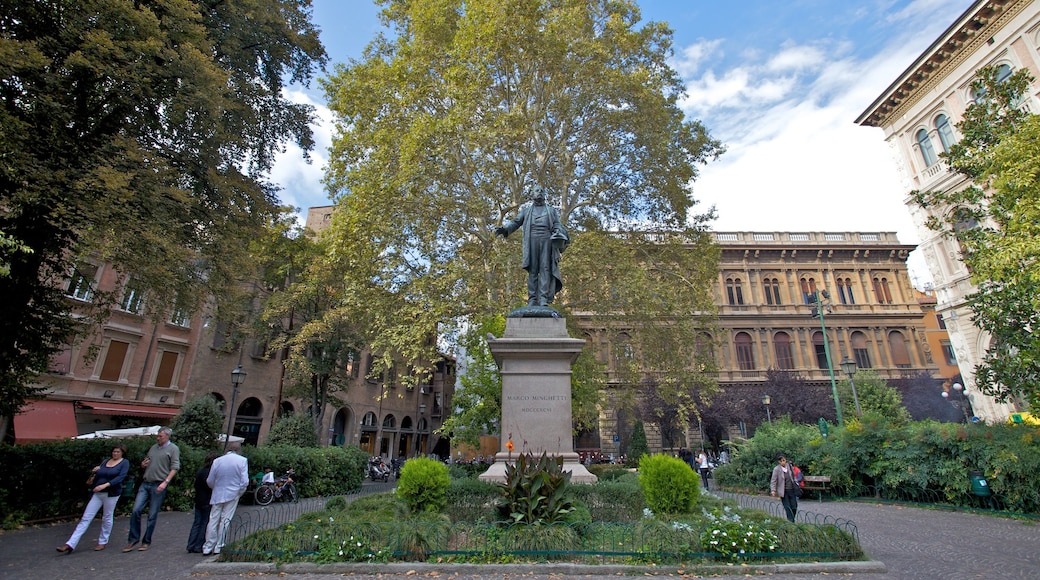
[802,475,831,502]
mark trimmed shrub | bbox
[170,394,224,450]
[265,413,319,447]
[638,453,700,515]
[397,457,451,514]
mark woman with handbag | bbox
[57,443,130,554]
[769,452,801,523]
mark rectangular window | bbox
[154,351,179,388]
[941,341,957,365]
[66,263,98,301]
[119,279,145,313]
[853,348,871,369]
[936,313,946,329]
[99,340,129,381]
[735,343,755,370]
[814,343,829,369]
[345,350,360,379]
[774,343,794,369]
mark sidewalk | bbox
[3,490,1039,579]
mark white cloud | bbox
[766,43,827,73]
[670,38,723,77]
[675,27,956,285]
[269,88,337,220]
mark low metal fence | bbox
[220,489,862,564]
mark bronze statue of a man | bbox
[496,186,569,307]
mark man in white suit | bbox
[202,442,249,555]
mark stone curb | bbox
[194,558,887,576]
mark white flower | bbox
[313,535,319,540]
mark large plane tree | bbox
[0,1,327,422]
[320,0,723,430]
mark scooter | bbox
[368,457,390,482]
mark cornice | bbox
[857,0,1028,128]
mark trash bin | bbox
[969,470,991,497]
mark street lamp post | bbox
[811,290,844,426]
[224,365,246,451]
[762,394,772,425]
[839,356,862,416]
[942,382,972,422]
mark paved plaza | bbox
[2,487,1038,579]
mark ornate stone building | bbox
[856,0,1039,421]
[579,231,940,456]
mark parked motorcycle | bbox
[390,457,404,479]
[367,457,390,482]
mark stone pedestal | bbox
[478,316,597,484]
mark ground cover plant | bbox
[221,453,862,565]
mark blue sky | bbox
[271,0,979,286]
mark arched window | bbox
[382,414,397,429]
[773,332,794,369]
[812,331,829,369]
[237,397,263,417]
[836,276,856,305]
[613,333,634,371]
[361,411,378,427]
[935,114,955,152]
[872,277,892,304]
[917,128,937,167]
[851,331,871,369]
[763,277,782,305]
[972,63,1013,102]
[278,401,294,417]
[725,278,744,305]
[888,330,912,368]
[734,332,755,371]
[800,277,817,304]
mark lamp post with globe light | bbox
[839,356,862,416]
[762,393,772,425]
[224,365,246,450]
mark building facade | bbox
[856,0,1040,421]
[577,231,942,455]
[14,260,201,443]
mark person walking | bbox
[124,426,180,552]
[770,452,800,522]
[697,450,711,490]
[186,452,219,553]
[57,444,130,554]
[202,442,249,556]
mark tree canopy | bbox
[910,65,1040,409]
[320,0,723,431]
[0,0,327,417]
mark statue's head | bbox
[530,185,546,204]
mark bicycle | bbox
[254,468,298,506]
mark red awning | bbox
[14,400,79,444]
[81,402,179,418]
